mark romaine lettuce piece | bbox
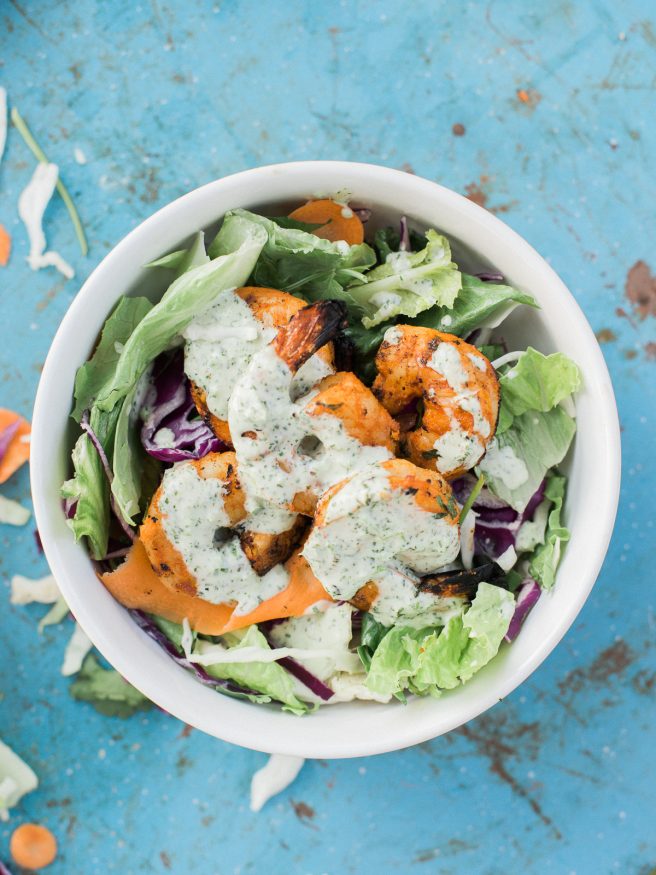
[411,273,538,337]
[478,407,575,513]
[529,474,569,589]
[366,583,514,698]
[346,231,461,328]
[69,654,152,718]
[497,347,582,429]
[0,738,38,820]
[97,215,267,413]
[145,230,209,276]
[198,626,309,715]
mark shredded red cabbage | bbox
[0,419,20,463]
[475,270,505,282]
[140,352,222,463]
[351,206,372,224]
[453,476,546,561]
[0,860,13,875]
[505,578,541,642]
[399,215,410,252]
[259,626,334,701]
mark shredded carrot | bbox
[100,539,330,635]
[10,823,58,870]
[289,198,364,245]
[517,88,530,103]
[0,224,11,266]
[0,408,31,483]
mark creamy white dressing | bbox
[468,351,488,371]
[153,427,176,449]
[158,462,289,611]
[369,563,465,628]
[17,163,74,279]
[229,345,391,511]
[302,463,460,608]
[384,326,402,345]
[340,206,354,218]
[431,414,483,473]
[183,290,332,420]
[441,314,453,327]
[428,342,469,391]
[386,250,412,272]
[241,503,298,535]
[479,440,529,489]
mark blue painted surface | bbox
[1,1,655,872]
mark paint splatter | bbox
[291,799,316,825]
[464,176,515,214]
[645,342,656,360]
[160,850,172,869]
[465,180,488,208]
[596,328,617,343]
[455,711,559,838]
[559,641,636,696]
[452,123,466,136]
[625,260,656,319]
[516,88,542,109]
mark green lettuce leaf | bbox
[366,583,514,698]
[478,406,576,513]
[200,626,309,715]
[69,654,152,717]
[61,404,120,559]
[145,230,209,277]
[498,347,582,427]
[210,208,375,303]
[0,738,38,818]
[346,230,461,328]
[97,215,267,413]
[529,473,570,589]
[411,273,538,337]
[71,297,153,422]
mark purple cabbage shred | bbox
[475,270,505,283]
[351,206,372,224]
[399,215,410,251]
[140,351,222,463]
[505,578,541,642]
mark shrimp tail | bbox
[273,301,347,372]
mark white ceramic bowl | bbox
[31,161,620,759]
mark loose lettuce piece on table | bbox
[97,215,267,413]
[197,626,309,715]
[0,738,38,820]
[346,231,461,328]
[411,273,538,337]
[366,583,514,699]
[529,473,570,589]
[69,654,152,718]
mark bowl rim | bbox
[30,160,621,758]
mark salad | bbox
[62,197,581,713]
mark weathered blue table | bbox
[1,2,654,872]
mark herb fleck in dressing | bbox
[158,462,289,612]
[183,290,332,421]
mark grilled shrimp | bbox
[228,302,399,516]
[373,325,499,479]
[184,287,335,445]
[140,452,306,605]
[302,458,463,626]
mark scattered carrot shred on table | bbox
[0,409,31,483]
[0,224,11,266]
[10,823,58,870]
[517,88,530,103]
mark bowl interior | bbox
[31,162,620,758]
